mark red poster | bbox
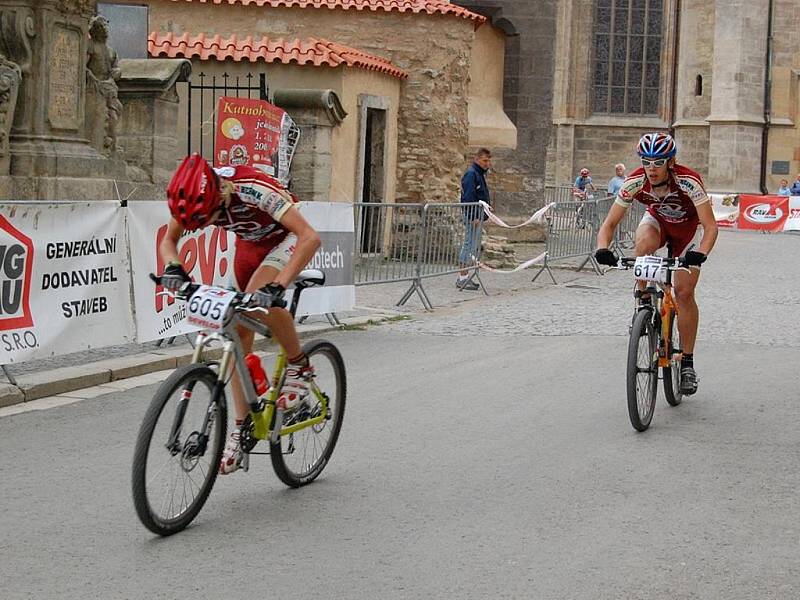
[214,96,286,179]
[737,194,789,231]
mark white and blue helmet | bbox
[637,132,677,160]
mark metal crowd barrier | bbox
[612,199,646,254]
[353,195,642,302]
[544,185,576,204]
[531,193,621,284]
[353,202,484,310]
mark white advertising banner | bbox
[128,201,354,343]
[0,202,134,363]
[709,193,739,228]
[783,197,800,231]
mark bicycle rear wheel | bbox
[662,312,683,406]
[271,339,346,488]
[627,309,658,431]
[132,364,226,535]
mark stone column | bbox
[706,0,769,193]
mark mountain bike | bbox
[614,256,688,431]
[132,269,346,536]
[572,188,594,230]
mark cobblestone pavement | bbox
[373,231,800,349]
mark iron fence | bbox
[186,71,268,157]
[353,202,484,310]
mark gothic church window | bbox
[593,0,664,115]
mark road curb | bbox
[0,312,397,408]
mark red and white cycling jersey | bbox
[211,165,295,244]
[616,164,708,245]
[211,165,298,287]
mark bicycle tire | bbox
[132,364,226,535]
[271,339,346,488]
[626,309,658,431]
[662,311,683,406]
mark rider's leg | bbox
[673,267,701,354]
[673,229,704,395]
[229,264,302,422]
[634,218,662,296]
[221,259,303,475]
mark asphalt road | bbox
[1,231,798,599]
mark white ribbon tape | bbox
[480,201,554,229]
[474,251,548,274]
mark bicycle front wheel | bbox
[626,309,658,431]
[662,312,683,406]
[132,364,226,535]
[271,339,346,488]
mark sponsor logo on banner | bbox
[784,197,800,231]
[128,201,355,343]
[0,215,34,330]
[0,203,134,364]
[737,195,789,231]
[743,203,784,224]
[152,225,231,336]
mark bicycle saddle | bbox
[295,269,325,289]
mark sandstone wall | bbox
[146,3,474,203]
[765,0,800,191]
[456,0,558,216]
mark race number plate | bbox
[633,255,667,283]
[186,285,237,331]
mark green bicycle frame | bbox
[190,309,329,444]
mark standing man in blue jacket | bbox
[457,148,492,290]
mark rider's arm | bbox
[158,218,185,265]
[596,203,627,249]
[272,206,321,289]
[694,201,719,256]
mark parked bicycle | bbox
[132,269,346,536]
[612,256,688,431]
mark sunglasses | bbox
[641,158,667,167]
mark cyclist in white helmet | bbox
[594,133,719,395]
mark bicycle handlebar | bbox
[148,273,285,311]
[606,256,692,274]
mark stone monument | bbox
[0,0,189,200]
[86,14,121,155]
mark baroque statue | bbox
[86,15,122,153]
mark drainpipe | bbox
[668,0,681,137]
[759,0,775,195]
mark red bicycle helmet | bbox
[167,154,221,230]
[580,168,590,176]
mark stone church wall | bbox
[147,3,475,203]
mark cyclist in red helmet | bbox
[594,133,719,395]
[159,153,321,474]
[573,167,596,198]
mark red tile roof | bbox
[164,0,485,25]
[149,32,409,79]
